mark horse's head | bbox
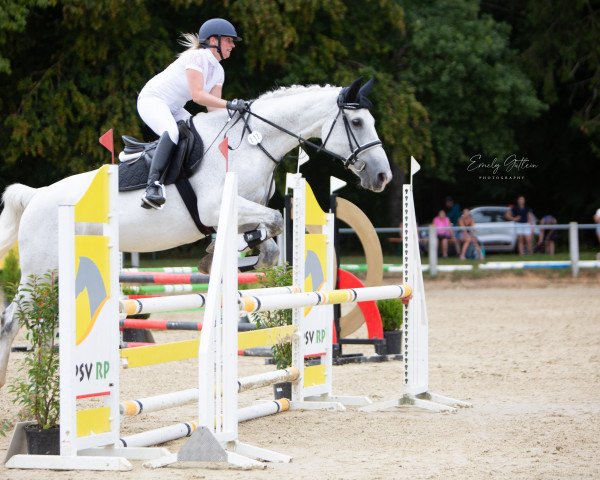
[321,78,392,192]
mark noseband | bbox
[241,99,382,171]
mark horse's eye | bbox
[351,118,363,127]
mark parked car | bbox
[469,206,518,252]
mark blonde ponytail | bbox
[178,33,201,53]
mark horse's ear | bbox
[338,77,363,106]
[356,77,374,109]
[346,77,363,103]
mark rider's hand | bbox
[226,99,248,113]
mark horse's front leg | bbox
[198,196,283,273]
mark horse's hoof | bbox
[206,240,216,254]
[198,253,213,274]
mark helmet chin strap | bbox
[204,35,224,60]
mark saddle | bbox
[118,120,204,191]
[118,120,214,235]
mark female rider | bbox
[137,18,247,209]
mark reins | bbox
[240,103,382,172]
[204,93,383,173]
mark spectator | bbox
[505,195,535,255]
[537,215,557,255]
[594,208,600,245]
[458,208,482,260]
[418,223,429,256]
[432,210,459,258]
[445,196,462,226]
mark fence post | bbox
[569,222,579,277]
[428,224,437,277]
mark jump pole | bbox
[119,271,262,284]
[120,400,290,450]
[120,368,299,416]
[120,285,300,316]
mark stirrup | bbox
[141,182,166,210]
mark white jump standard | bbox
[361,157,471,413]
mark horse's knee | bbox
[198,200,221,228]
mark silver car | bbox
[470,206,517,252]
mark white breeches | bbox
[137,96,191,144]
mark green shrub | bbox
[377,298,404,332]
[253,264,293,369]
[1,248,21,302]
[8,272,60,429]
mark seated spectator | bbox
[595,208,600,245]
[537,215,557,255]
[418,223,429,255]
[445,196,461,227]
[432,210,455,258]
[505,195,535,255]
[458,208,482,260]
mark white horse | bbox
[0,78,392,387]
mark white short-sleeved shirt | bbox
[139,48,224,113]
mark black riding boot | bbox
[141,132,176,209]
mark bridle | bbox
[239,96,383,172]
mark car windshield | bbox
[472,211,493,223]
[472,208,510,223]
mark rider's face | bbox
[209,36,235,60]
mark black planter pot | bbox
[122,327,155,344]
[383,330,402,355]
[25,424,60,455]
[273,381,292,400]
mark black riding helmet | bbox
[199,18,242,60]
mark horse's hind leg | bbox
[0,301,20,388]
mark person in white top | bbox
[138,18,247,209]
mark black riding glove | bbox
[226,99,248,113]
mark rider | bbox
[137,18,248,209]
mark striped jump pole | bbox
[120,285,300,316]
[122,284,208,295]
[119,272,263,285]
[119,319,257,332]
[239,284,412,313]
[122,266,200,273]
[341,263,474,274]
[341,263,404,273]
[118,400,290,449]
[120,368,299,416]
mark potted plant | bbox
[8,272,60,455]
[253,265,293,399]
[376,298,404,354]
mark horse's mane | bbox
[257,84,338,101]
[199,84,339,123]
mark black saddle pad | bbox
[118,120,204,192]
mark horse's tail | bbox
[0,184,38,257]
